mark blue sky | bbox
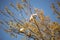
[0,0,60,40]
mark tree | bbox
[0,0,60,40]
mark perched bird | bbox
[19,28,25,33]
[29,14,37,22]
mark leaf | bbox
[0,10,9,17]
[10,33,16,38]
[51,3,60,16]
[34,8,39,12]
[10,3,18,11]
[4,29,12,33]
[21,36,28,40]
[22,0,26,2]
[57,16,60,19]
[57,2,60,7]
[16,3,23,10]
[37,10,44,22]
[5,6,14,16]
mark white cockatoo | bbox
[29,14,37,22]
[20,28,25,33]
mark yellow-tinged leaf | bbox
[10,3,18,11]
[51,37,55,40]
[22,0,26,2]
[37,10,44,22]
[16,3,23,10]
[10,33,16,38]
[5,7,14,16]
[57,2,60,7]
